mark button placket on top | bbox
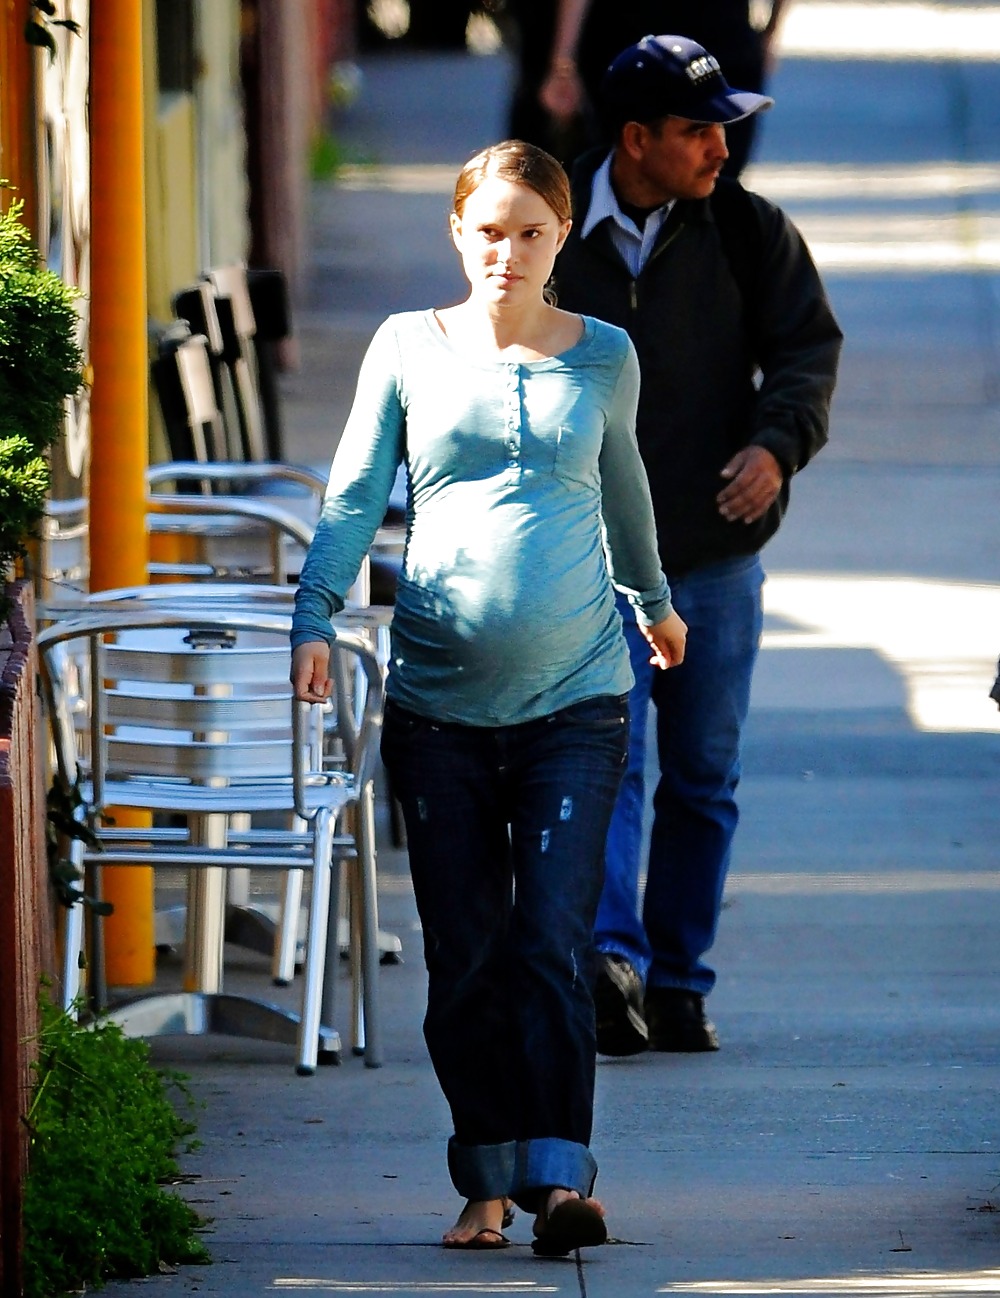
[503,362,521,471]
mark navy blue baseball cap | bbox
[600,34,774,130]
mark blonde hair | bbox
[453,139,572,225]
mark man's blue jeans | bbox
[381,693,628,1210]
[598,555,764,996]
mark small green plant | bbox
[309,127,378,184]
[0,185,83,615]
[22,995,210,1298]
[310,128,346,183]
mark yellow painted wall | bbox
[195,1,249,269]
[142,0,196,466]
[147,93,199,326]
[143,1,249,318]
[143,1,249,464]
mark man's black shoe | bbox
[644,987,720,1052]
[594,954,649,1056]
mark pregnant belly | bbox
[392,573,557,668]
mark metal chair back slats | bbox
[101,638,292,686]
[102,691,291,729]
[104,738,294,782]
[205,264,268,462]
[173,333,228,464]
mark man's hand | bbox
[717,446,783,524]
[640,609,688,670]
[291,640,333,703]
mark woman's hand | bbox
[640,610,687,669]
[291,640,333,702]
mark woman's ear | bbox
[449,211,462,249]
[555,217,572,254]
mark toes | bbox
[531,1196,608,1256]
[444,1199,506,1246]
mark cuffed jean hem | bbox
[596,940,650,985]
[447,1138,518,1202]
[447,1137,598,1210]
[512,1138,598,1211]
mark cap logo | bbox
[685,54,721,85]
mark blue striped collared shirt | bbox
[580,152,676,278]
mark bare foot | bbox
[442,1198,509,1249]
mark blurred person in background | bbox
[507,0,788,174]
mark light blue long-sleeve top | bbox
[292,309,672,726]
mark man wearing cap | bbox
[553,34,842,1056]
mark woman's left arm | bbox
[599,339,687,666]
[598,340,672,625]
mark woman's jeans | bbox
[381,693,629,1210]
[598,555,765,995]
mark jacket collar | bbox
[569,146,714,256]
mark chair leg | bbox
[358,779,383,1067]
[228,862,250,907]
[376,623,405,849]
[297,807,338,1075]
[87,861,108,1012]
[184,814,228,994]
[272,868,304,986]
[320,844,349,1061]
[347,857,364,1057]
[62,842,86,1013]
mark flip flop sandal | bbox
[531,1198,608,1257]
[443,1227,511,1251]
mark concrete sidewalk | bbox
[106,18,1000,1298]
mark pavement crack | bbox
[575,1247,588,1298]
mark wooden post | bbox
[89,1,154,986]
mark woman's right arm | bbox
[292,320,406,652]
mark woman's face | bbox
[450,176,571,305]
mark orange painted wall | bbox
[0,0,38,229]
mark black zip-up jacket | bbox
[553,150,843,576]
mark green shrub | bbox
[0,187,83,608]
[22,996,210,1298]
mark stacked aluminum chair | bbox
[38,606,383,1075]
